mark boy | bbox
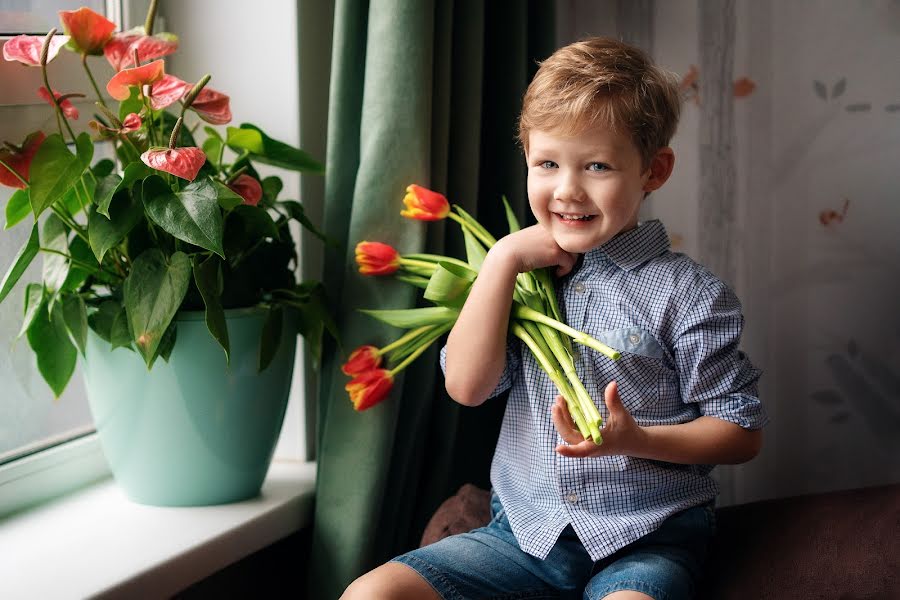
[343,37,767,600]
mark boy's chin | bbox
[554,236,602,255]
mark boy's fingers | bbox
[551,398,583,445]
[555,252,578,277]
[555,440,601,458]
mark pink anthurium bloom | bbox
[2,34,69,66]
[227,174,262,206]
[141,146,206,181]
[59,7,116,55]
[103,29,178,71]
[38,87,80,120]
[106,59,165,100]
[150,74,191,110]
[0,132,46,189]
[188,87,232,125]
[122,112,142,132]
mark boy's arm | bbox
[445,225,577,407]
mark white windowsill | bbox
[0,460,316,599]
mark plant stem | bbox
[388,321,453,376]
[81,53,107,108]
[40,31,76,144]
[379,325,432,356]
[512,303,621,360]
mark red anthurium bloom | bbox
[122,112,142,132]
[341,346,382,376]
[103,29,178,71]
[188,87,232,125]
[401,184,450,221]
[0,132,46,189]
[38,87,79,120]
[59,7,116,55]
[3,34,69,66]
[345,369,394,411]
[355,241,400,275]
[227,174,262,206]
[149,74,191,110]
[106,59,165,100]
[141,147,206,181]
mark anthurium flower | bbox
[103,29,178,71]
[227,174,262,206]
[0,132,46,189]
[141,146,206,181]
[188,87,232,125]
[355,241,400,275]
[59,7,116,55]
[106,59,165,100]
[341,345,382,376]
[2,34,69,66]
[38,87,80,120]
[345,369,394,411]
[122,112,142,132]
[401,184,450,221]
[148,74,191,110]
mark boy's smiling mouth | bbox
[553,212,597,223]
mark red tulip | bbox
[355,241,400,276]
[149,74,191,110]
[401,184,450,221]
[341,345,382,376]
[103,30,178,71]
[141,147,206,181]
[38,87,79,120]
[59,7,116,55]
[106,59,165,100]
[345,369,394,411]
[189,87,232,125]
[0,132,46,189]
[2,34,68,66]
[227,174,262,206]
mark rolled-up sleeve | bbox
[674,280,769,430]
[439,338,521,400]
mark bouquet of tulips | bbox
[343,185,621,445]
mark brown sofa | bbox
[421,483,900,599]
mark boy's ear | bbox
[642,147,675,193]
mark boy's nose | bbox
[553,174,586,203]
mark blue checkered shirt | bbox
[440,219,768,561]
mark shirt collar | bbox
[583,219,671,271]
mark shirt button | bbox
[628,334,640,345]
[565,492,579,504]
[573,282,586,294]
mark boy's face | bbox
[525,125,669,254]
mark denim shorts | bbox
[391,492,715,600]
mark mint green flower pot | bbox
[83,307,296,506]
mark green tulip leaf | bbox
[18,283,44,338]
[143,176,225,257]
[5,189,32,230]
[41,213,70,295]
[359,306,459,329]
[26,299,77,397]
[462,226,487,271]
[226,123,324,173]
[423,262,477,307]
[0,223,39,304]
[192,254,229,362]
[502,195,520,234]
[124,249,191,366]
[258,305,283,372]
[88,189,143,263]
[61,294,88,357]
[29,133,93,218]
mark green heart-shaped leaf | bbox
[62,294,88,356]
[4,188,31,230]
[192,254,229,362]
[88,189,143,263]
[143,175,225,257]
[226,123,324,173]
[124,249,191,366]
[29,133,93,218]
[26,299,77,397]
[0,223,39,303]
[41,213,70,294]
[18,283,43,338]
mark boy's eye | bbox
[539,160,557,169]
[587,162,609,172]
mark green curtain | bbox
[307,1,555,597]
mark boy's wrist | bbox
[485,239,524,276]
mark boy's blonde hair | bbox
[518,37,681,168]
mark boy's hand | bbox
[493,224,578,277]
[551,381,648,458]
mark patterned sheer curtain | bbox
[558,0,900,506]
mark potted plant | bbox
[0,3,335,505]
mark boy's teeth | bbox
[559,214,593,221]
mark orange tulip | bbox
[106,59,165,100]
[345,369,394,411]
[0,132,46,189]
[341,345,382,376]
[59,7,116,55]
[400,184,450,221]
[355,241,400,275]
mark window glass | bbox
[0,0,107,35]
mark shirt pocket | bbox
[591,327,668,414]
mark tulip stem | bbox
[512,303,621,360]
[447,212,495,249]
[388,321,453,376]
[379,325,431,356]
[398,257,439,271]
[0,158,28,187]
